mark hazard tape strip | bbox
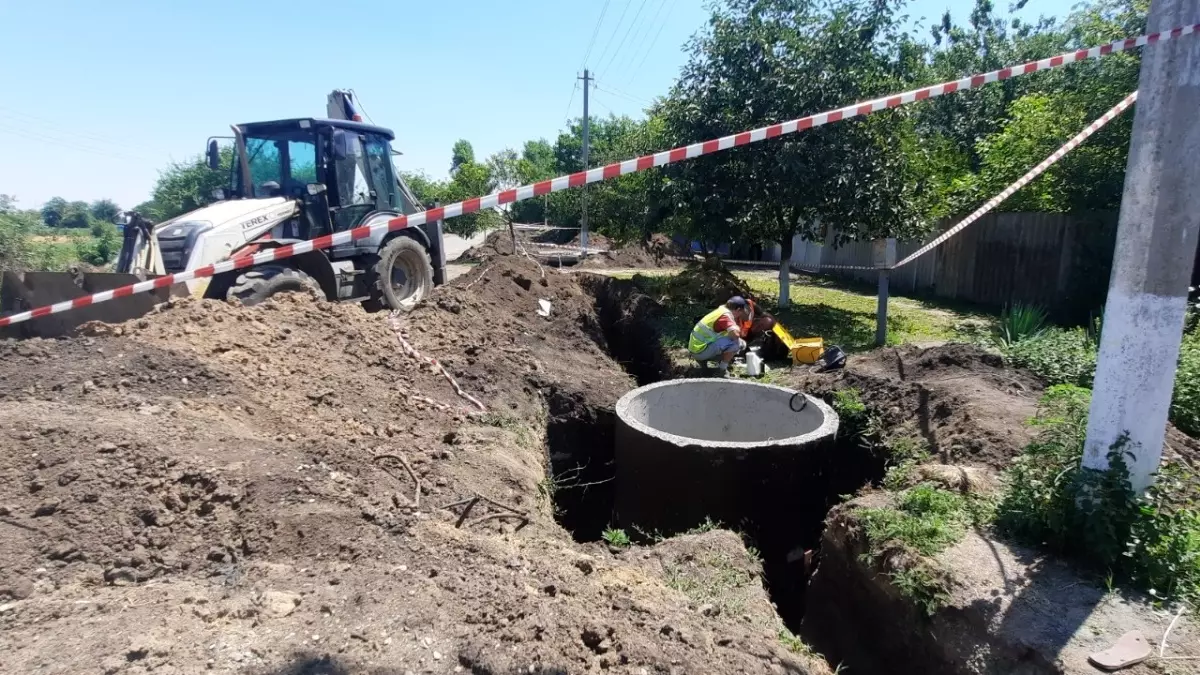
[0,25,1193,329]
[891,91,1138,270]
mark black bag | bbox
[818,345,847,372]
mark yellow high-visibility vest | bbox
[689,306,735,354]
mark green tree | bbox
[61,201,92,229]
[89,199,121,223]
[400,171,448,207]
[41,197,67,228]
[666,0,929,305]
[442,158,500,237]
[0,194,35,271]
[450,139,475,175]
[140,152,230,222]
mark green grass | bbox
[856,483,992,615]
[663,552,756,616]
[606,268,994,362]
[739,273,989,351]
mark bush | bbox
[993,303,1048,347]
[1172,330,1200,438]
[1004,327,1097,387]
[996,385,1200,604]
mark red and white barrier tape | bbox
[891,91,1138,269]
[1,25,1193,330]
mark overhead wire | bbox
[590,0,634,73]
[608,0,668,83]
[562,81,580,124]
[594,83,654,106]
[626,0,680,86]
[0,106,161,154]
[0,122,151,163]
[599,0,653,79]
[578,0,614,70]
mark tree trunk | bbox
[778,235,793,308]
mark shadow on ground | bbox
[263,654,571,675]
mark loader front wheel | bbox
[227,265,317,306]
[374,237,433,312]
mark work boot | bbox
[715,362,730,378]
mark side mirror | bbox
[306,183,327,196]
[331,130,350,160]
[206,139,221,170]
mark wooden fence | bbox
[765,212,1120,314]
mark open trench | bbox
[541,274,888,669]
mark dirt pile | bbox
[0,254,829,674]
[578,235,690,270]
[647,257,755,308]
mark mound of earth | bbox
[647,257,755,308]
[578,235,689,270]
[791,343,1200,472]
[0,253,830,674]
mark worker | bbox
[689,296,753,376]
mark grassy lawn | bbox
[739,272,992,352]
[604,267,995,355]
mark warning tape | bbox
[0,25,1193,329]
[891,91,1138,269]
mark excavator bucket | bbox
[0,270,189,340]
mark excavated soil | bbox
[576,235,689,270]
[463,230,687,271]
[791,343,1200,471]
[0,255,831,675]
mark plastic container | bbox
[745,350,764,378]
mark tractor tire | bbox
[227,265,317,306]
[374,237,434,312]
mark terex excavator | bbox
[0,91,446,338]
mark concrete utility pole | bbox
[579,69,593,256]
[1083,0,1200,492]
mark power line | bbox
[562,81,580,124]
[607,0,667,82]
[590,0,633,71]
[598,0,652,78]
[579,0,614,70]
[594,83,653,106]
[625,0,679,87]
[0,106,161,154]
[0,123,151,163]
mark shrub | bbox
[996,385,1200,604]
[1004,327,1097,387]
[602,527,630,549]
[994,303,1048,347]
[831,387,867,423]
[1172,330,1200,438]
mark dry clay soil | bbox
[0,256,832,675]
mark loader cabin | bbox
[206,118,420,234]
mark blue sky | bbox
[0,0,1076,211]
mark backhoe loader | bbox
[1,91,445,338]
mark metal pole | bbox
[874,238,897,347]
[876,269,890,347]
[580,69,591,256]
[1083,0,1200,492]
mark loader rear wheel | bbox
[227,265,317,306]
[374,237,433,312]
